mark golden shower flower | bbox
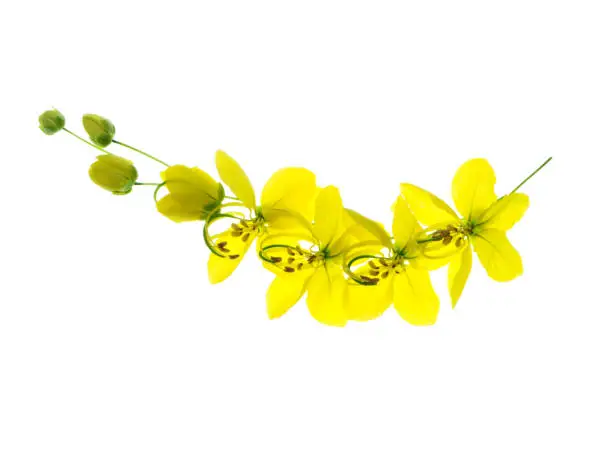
[343,197,439,325]
[400,158,530,307]
[260,186,354,327]
[155,165,225,222]
[88,154,138,195]
[206,150,317,284]
[83,114,116,147]
[38,109,65,135]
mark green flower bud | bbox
[83,114,116,147]
[89,154,138,195]
[39,109,65,135]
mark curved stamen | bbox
[203,203,254,257]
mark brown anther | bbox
[240,219,249,227]
[442,235,453,245]
[270,256,282,264]
[229,254,240,259]
[369,270,379,276]
[287,257,295,264]
[431,230,445,241]
[231,223,242,231]
[295,246,304,255]
[297,263,303,271]
[455,237,463,248]
[287,248,295,256]
[447,225,457,231]
[381,271,389,279]
[284,267,295,273]
[241,233,249,242]
[368,260,378,269]
[217,241,228,248]
[231,231,242,237]
[218,246,231,253]
[379,259,389,267]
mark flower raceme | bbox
[39,108,552,327]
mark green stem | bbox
[62,128,111,155]
[134,182,160,186]
[509,157,552,195]
[112,139,170,167]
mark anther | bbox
[368,260,378,269]
[287,248,295,256]
[381,271,389,279]
[231,231,242,237]
[270,256,282,264]
[231,223,242,231]
[229,254,240,259]
[442,235,453,245]
[287,257,295,264]
[241,233,249,242]
[284,267,295,273]
[455,237,463,248]
[369,270,379,276]
[297,263,303,271]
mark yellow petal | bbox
[305,264,347,327]
[207,237,254,284]
[161,165,219,200]
[312,186,343,247]
[478,193,529,230]
[261,167,317,221]
[156,194,210,222]
[266,273,310,319]
[447,246,472,308]
[393,267,439,326]
[215,150,256,210]
[392,196,421,251]
[472,228,523,282]
[345,278,393,321]
[344,208,392,248]
[452,158,497,220]
[400,183,458,226]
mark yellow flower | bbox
[206,150,317,284]
[88,154,138,195]
[155,165,224,222]
[260,186,355,327]
[343,197,439,325]
[400,158,530,307]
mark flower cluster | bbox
[40,109,552,327]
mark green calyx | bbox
[83,114,116,147]
[39,109,65,135]
[89,154,138,195]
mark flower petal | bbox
[393,267,439,326]
[400,183,458,226]
[312,186,343,247]
[479,193,529,230]
[161,165,219,200]
[156,194,209,222]
[266,273,310,319]
[215,150,256,210]
[345,278,393,321]
[452,158,497,220]
[261,167,317,221]
[447,246,472,308]
[392,196,421,251]
[345,208,392,248]
[305,264,347,327]
[472,228,523,282]
[207,236,254,284]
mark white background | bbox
[1,1,611,459]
